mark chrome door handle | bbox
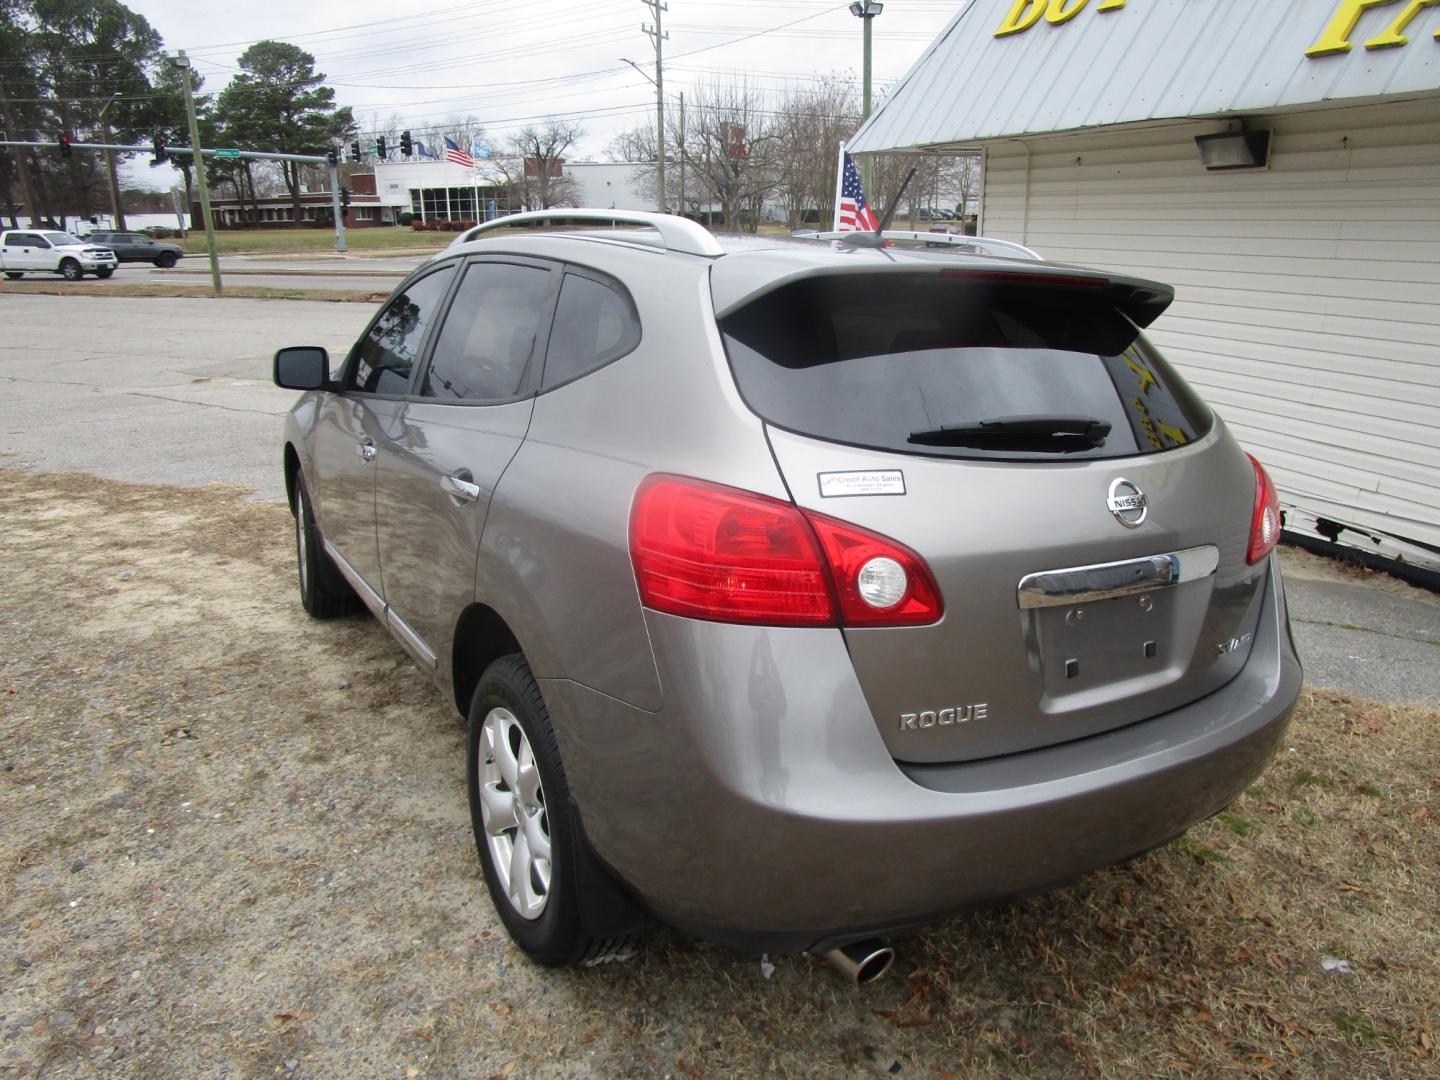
[441,473,481,502]
[357,439,377,462]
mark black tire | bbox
[3,272,21,280]
[94,267,114,279]
[59,259,82,281]
[293,471,361,618]
[155,252,178,268]
[467,655,640,967]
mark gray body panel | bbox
[309,395,395,594]
[542,557,1298,950]
[375,397,534,671]
[279,224,1303,951]
[765,421,1266,762]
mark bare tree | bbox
[673,78,781,232]
[773,75,860,229]
[500,120,584,209]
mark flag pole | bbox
[832,141,847,233]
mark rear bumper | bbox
[541,554,1301,953]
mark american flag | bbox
[837,150,879,232]
[444,137,474,169]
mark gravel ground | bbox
[1,468,1436,1079]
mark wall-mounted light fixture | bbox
[1195,128,1271,171]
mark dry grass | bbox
[0,281,388,303]
[0,466,1436,1079]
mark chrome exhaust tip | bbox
[823,939,895,986]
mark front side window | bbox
[541,272,640,390]
[351,265,457,396]
[421,262,554,402]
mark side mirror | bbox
[274,346,331,390]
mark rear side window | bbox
[352,265,456,395]
[541,272,640,389]
[719,274,1210,461]
[421,262,554,402]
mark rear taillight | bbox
[1247,454,1281,564]
[629,476,833,626]
[803,511,943,626]
[629,475,943,628]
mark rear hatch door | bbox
[715,260,1271,764]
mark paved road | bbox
[1,293,369,500]
[84,254,421,291]
[2,293,1436,704]
[1283,554,1440,705]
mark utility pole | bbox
[678,91,685,220]
[642,1,668,213]
[850,1,883,199]
[98,93,126,230]
[0,77,43,227]
[173,51,221,297]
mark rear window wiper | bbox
[908,415,1111,450]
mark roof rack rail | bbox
[451,208,725,257]
[811,230,1042,261]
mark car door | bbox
[373,256,560,669]
[5,233,50,271]
[308,262,459,606]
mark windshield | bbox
[42,232,82,247]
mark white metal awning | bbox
[849,0,1440,153]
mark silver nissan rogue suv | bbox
[274,210,1302,973]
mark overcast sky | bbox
[121,0,968,189]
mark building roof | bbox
[849,0,1440,153]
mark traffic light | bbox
[151,135,168,165]
[339,186,351,211]
[59,134,72,159]
[375,135,387,160]
[350,140,361,162]
[400,130,413,157]
[326,147,338,166]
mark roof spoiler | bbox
[713,260,1175,328]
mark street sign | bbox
[215,148,240,159]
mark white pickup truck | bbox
[0,229,119,281]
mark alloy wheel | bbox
[478,706,552,920]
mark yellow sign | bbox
[993,0,1440,54]
[993,0,1126,38]
[1306,0,1440,56]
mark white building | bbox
[371,158,656,220]
[565,162,651,211]
[372,158,516,222]
[849,0,1440,574]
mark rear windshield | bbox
[718,274,1211,461]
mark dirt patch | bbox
[0,282,387,303]
[1,467,1436,1078]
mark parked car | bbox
[274,209,1301,979]
[0,229,117,280]
[86,230,183,268]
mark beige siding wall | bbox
[980,98,1440,549]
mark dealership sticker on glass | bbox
[818,470,907,498]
